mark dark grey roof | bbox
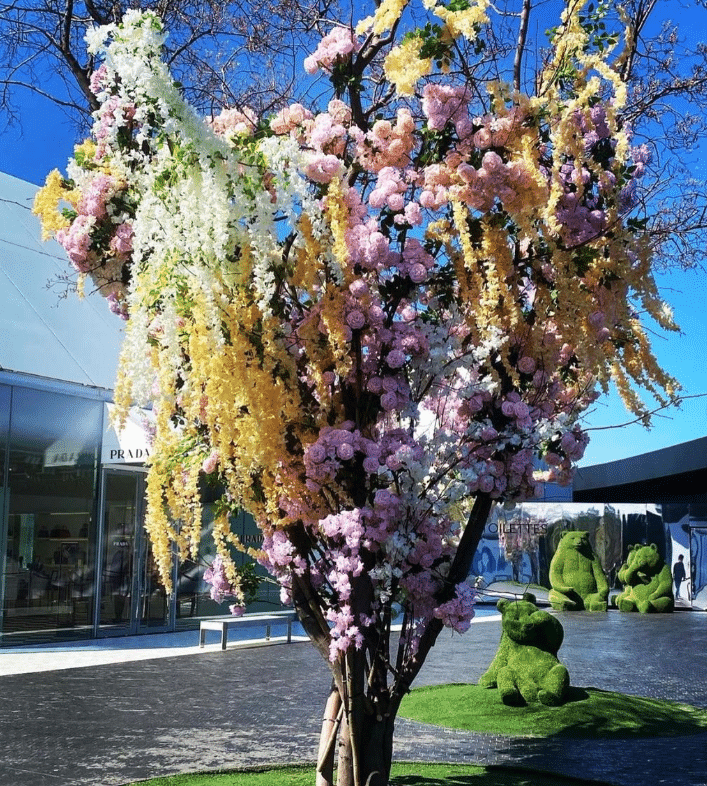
[573,436,707,502]
[0,171,123,390]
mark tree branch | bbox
[513,0,531,92]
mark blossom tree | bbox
[34,2,680,784]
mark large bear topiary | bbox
[615,543,674,613]
[549,530,609,612]
[478,595,570,706]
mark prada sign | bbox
[101,403,154,465]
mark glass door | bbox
[98,470,171,634]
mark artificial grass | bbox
[129,762,608,785]
[399,683,707,738]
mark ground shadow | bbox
[390,765,614,786]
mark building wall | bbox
[474,501,707,610]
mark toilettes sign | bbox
[101,404,153,464]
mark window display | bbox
[3,386,101,640]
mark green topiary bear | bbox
[549,530,608,612]
[478,595,570,706]
[615,543,674,613]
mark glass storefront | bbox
[2,386,102,643]
[0,377,278,646]
[99,469,170,635]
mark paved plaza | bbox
[0,609,706,786]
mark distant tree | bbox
[7,0,707,268]
[0,0,325,129]
[32,1,696,784]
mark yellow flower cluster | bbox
[432,0,489,40]
[32,170,78,240]
[356,0,410,35]
[325,177,353,282]
[292,213,324,292]
[384,37,433,96]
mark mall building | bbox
[0,171,273,647]
[1,171,705,647]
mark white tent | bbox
[0,170,124,390]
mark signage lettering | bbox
[109,447,151,461]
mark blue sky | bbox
[0,9,705,470]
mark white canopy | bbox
[0,170,124,390]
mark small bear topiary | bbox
[548,530,609,612]
[478,594,570,706]
[615,543,674,613]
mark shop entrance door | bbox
[97,469,171,634]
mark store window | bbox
[175,502,276,628]
[3,387,102,643]
[0,385,9,616]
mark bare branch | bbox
[513,0,531,91]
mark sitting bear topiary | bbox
[615,543,674,613]
[478,595,570,706]
[549,530,609,612]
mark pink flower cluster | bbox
[57,215,97,271]
[303,422,383,489]
[420,150,540,214]
[207,106,258,138]
[270,103,314,136]
[94,94,136,156]
[203,555,240,604]
[54,166,133,317]
[421,84,470,132]
[433,582,477,634]
[304,27,360,74]
[352,109,416,172]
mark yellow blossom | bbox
[32,170,79,240]
[356,0,409,35]
[384,38,433,96]
[433,0,489,40]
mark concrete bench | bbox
[199,611,297,650]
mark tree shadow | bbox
[550,687,707,739]
[390,765,607,785]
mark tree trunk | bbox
[334,711,395,786]
[302,494,494,785]
[317,685,342,786]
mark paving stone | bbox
[0,610,706,785]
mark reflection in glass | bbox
[175,505,275,628]
[3,387,101,643]
[99,470,169,632]
[100,472,136,627]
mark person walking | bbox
[673,553,687,600]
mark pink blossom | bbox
[57,214,96,271]
[89,64,108,96]
[270,103,314,135]
[349,279,368,297]
[304,27,360,74]
[305,153,344,183]
[201,450,219,474]
[337,442,355,460]
[517,356,536,374]
[380,392,398,411]
[386,349,406,368]
[363,456,380,473]
[346,310,366,330]
[307,443,327,463]
[110,222,134,256]
[208,106,257,138]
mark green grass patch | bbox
[399,683,707,739]
[129,762,607,786]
